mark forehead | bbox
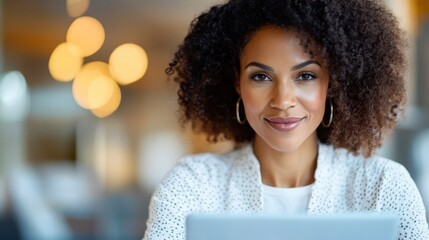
[240,26,320,65]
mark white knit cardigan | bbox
[143,143,429,240]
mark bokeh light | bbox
[48,42,83,82]
[66,16,105,57]
[0,71,29,122]
[50,11,145,117]
[66,0,90,18]
[72,62,116,110]
[91,81,121,118]
[109,43,148,85]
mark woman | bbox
[143,0,429,239]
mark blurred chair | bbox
[0,176,21,239]
[7,165,73,240]
[97,185,150,240]
[37,163,102,240]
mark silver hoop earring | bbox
[322,99,333,128]
[236,97,247,124]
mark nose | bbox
[269,81,297,110]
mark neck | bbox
[253,135,318,188]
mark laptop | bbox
[186,213,399,240]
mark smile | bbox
[265,117,304,132]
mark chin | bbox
[265,137,304,153]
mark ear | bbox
[235,81,241,96]
[234,70,241,95]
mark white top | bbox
[262,183,313,214]
[143,143,429,240]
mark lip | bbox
[265,117,304,132]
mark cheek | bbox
[295,84,328,115]
[239,81,268,118]
[241,89,265,115]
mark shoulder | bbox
[317,143,416,195]
[155,144,250,194]
[350,149,408,179]
[146,145,254,215]
[331,148,429,239]
[317,144,423,211]
[169,147,241,180]
[178,149,237,174]
[143,149,243,240]
[321,143,409,181]
[317,144,429,239]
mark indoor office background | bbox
[0,0,427,239]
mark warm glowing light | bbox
[109,43,148,85]
[67,0,90,18]
[91,81,121,118]
[73,62,116,109]
[66,16,105,57]
[49,42,83,82]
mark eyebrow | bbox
[244,60,322,72]
[244,62,274,72]
[291,60,321,71]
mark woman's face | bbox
[237,26,329,153]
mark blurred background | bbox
[0,0,428,239]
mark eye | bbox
[296,73,316,81]
[250,73,271,82]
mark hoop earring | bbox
[236,97,247,124]
[322,99,333,128]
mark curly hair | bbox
[166,0,407,156]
